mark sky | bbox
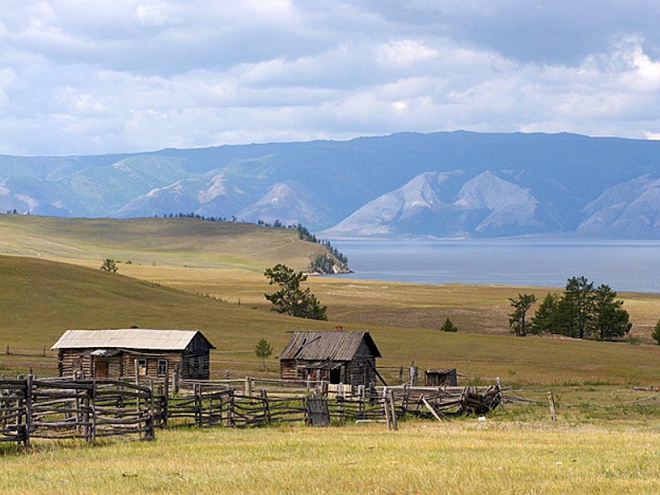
[2,0,660,156]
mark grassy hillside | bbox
[2,254,660,385]
[0,214,328,272]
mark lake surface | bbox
[328,238,660,293]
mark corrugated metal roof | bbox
[51,329,215,351]
[279,331,381,361]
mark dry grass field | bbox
[1,422,660,494]
[2,215,660,494]
[2,215,660,385]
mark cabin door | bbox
[329,367,342,384]
[96,360,109,378]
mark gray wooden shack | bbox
[51,329,215,381]
[424,368,458,387]
[279,331,382,387]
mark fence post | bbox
[261,390,271,424]
[547,391,557,422]
[227,390,235,427]
[195,383,202,427]
[90,381,96,443]
[163,372,169,428]
[388,389,398,431]
[382,387,391,430]
[24,374,32,449]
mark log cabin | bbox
[51,329,215,381]
[279,330,382,387]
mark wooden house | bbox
[279,331,382,387]
[51,329,215,381]
[424,368,458,387]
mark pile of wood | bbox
[389,384,504,419]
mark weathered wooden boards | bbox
[0,376,156,447]
[0,375,506,450]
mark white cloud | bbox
[1,1,660,155]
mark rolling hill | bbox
[1,253,660,385]
[0,214,337,273]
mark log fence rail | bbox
[1,374,505,448]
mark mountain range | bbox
[2,131,660,238]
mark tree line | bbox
[257,220,348,265]
[508,276,632,341]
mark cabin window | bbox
[137,359,147,375]
[158,359,167,376]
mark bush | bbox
[441,318,458,332]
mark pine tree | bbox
[440,317,458,332]
[255,339,273,370]
[652,319,660,345]
[508,293,537,336]
[264,264,327,320]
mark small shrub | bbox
[440,317,458,332]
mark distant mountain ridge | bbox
[2,131,660,238]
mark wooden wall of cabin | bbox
[58,349,93,377]
[280,360,298,382]
[180,350,210,379]
[347,340,378,387]
[121,352,184,381]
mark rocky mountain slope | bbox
[2,131,660,238]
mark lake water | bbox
[328,238,660,293]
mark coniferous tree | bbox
[652,319,660,345]
[592,284,632,340]
[530,277,632,341]
[440,317,458,332]
[255,339,273,370]
[264,264,327,320]
[508,293,537,336]
[529,293,558,334]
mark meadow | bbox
[1,215,660,493]
[2,421,660,494]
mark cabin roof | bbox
[279,331,381,361]
[51,329,215,351]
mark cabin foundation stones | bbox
[0,328,506,449]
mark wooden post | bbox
[547,391,557,422]
[227,390,235,427]
[382,388,391,430]
[422,397,447,423]
[149,383,155,439]
[135,360,141,413]
[245,377,252,396]
[388,389,398,431]
[194,383,202,427]
[90,381,96,443]
[163,371,169,428]
[497,377,506,412]
[261,390,271,424]
[24,374,33,449]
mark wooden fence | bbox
[0,376,155,448]
[150,379,505,429]
[1,374,505,448]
